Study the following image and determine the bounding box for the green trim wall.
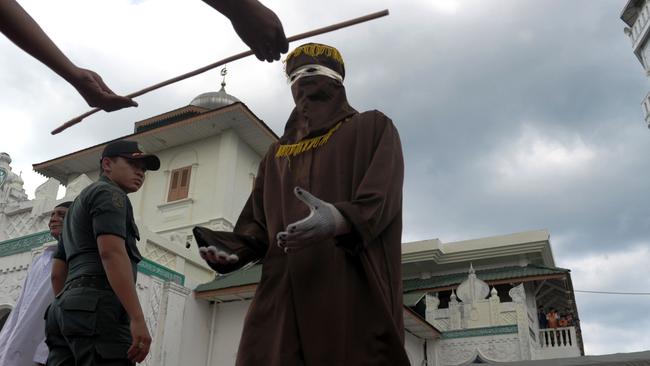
[0,231,54,257]
[441,325,518,339]
[0,231,184,286]
[137,258,185,286]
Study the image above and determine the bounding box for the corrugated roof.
[403,292,426,307]
[403,307,440,339]
[403,264,569,293]
[195,264,569,297]
[194,264,262,293]
[194,265,441,339]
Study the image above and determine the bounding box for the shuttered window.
[167,166,191,202]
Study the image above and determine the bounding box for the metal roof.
[194,265,441,340]
[403,292,426,307]
[403,307,439,340]
[498,350,650,365]
[403,264,569,293]
[190,84,240,110]
[195,264,569,297]
[194,264,262,293]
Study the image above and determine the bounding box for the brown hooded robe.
[195,72,409,366]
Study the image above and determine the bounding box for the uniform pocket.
[60,295,99,336]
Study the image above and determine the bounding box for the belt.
[65,276,113,291]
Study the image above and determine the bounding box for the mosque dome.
[0,152,11,165]
[189,81,240,110]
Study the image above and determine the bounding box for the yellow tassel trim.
[285,44,344,66]
[275,121,343,158]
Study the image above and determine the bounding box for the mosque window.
[167,166,192,202]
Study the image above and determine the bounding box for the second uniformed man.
[45,140,160,365]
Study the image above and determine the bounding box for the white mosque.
[0,81,603,365]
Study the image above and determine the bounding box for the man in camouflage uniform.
[45,140,160,365]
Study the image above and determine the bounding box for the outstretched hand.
[228,0,288,62]
[70,67,138,112]
[199,246,240,265]
[277,187,350,253]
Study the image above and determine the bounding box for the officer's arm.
[50,259,67,295]
[98,234,151,362]
[98,234,144,321]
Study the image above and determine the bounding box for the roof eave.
[33,102,279,183]
[621,0,645,26]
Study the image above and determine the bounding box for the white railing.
[538,327,576,349]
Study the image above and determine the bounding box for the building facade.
[621,0,650,127]
[0,84,585,365]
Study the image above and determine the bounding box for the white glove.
[276,187,350,253]
[199,246,239,264]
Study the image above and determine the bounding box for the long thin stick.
[51,9,389,135]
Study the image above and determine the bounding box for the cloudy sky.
[1,0,649,356]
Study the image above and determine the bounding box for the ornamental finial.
[220,66,228,89]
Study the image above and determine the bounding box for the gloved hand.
[199,246,239,264]
[277,187,350,253]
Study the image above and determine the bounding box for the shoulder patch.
[112,191,125,209]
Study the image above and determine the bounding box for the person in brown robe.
[194,43,410,366]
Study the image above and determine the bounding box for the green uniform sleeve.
[53,237,66,261]
[89,186,127,239]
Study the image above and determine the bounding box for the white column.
[509,284,530,360]
[425,292,439,325]
[151,282,192,366]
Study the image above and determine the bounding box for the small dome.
[190,82,240,110]
[0,152,11,164]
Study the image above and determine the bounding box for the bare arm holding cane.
[1,0,288,113]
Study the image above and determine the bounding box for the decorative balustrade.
[539,327,576,349]
[630,2,650,49]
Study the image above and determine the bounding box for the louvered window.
[167,166,191,202]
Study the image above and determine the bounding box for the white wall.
[127,130,261,243]
[131,134,222,235]
[0,250,33,310]
[177,293,212,366]
[436,334,522,365]
[405,332,426,366]
[208,300,251,366]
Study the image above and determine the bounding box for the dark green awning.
[195,264,569,298]
[403,264,569,293]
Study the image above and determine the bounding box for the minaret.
[0,153,29,241]
[621,0,650,128]
[0,153,27,207]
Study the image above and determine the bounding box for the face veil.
[281,43,357,144]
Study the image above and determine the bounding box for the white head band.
[287,64,343,85]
